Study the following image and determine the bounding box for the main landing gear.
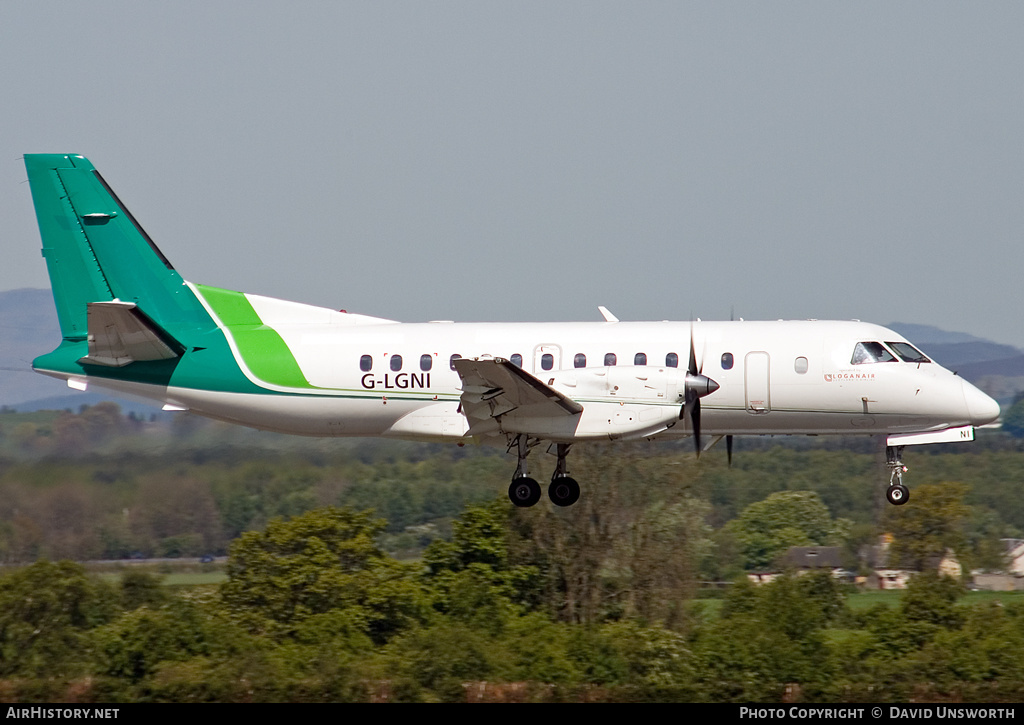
[885,445,909,506]
[507,436,580,508]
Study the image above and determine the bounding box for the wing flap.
[452,358,583,434]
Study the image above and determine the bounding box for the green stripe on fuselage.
[194,284,313,390]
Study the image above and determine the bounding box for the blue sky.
[3,2,1022,346]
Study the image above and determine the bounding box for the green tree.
[693,573,840,701]
[504,444,712,626]
[917,601,1024,685]
[423,501,542,629]
[0,561,117,677]
[80,401,126,444]
[726,491,850,570]
[899,571,965,630]
[859,571,967,663]
[884,482,970,572]
[221,506,429,643]
[96,596,245,682]
[119,569,168,611]
[1000,394,1024,437]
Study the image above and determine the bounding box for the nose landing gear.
[885,445,909,506]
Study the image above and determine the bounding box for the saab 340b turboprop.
[22,154,1001,508]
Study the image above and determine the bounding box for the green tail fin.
[24,154,211,340]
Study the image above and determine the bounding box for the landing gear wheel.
[509,477,542,508]
[886,484,909,506]
[548,476,580,507]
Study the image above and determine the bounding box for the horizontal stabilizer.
[79,301,184,367]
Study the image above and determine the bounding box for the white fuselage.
[83,308,997,445]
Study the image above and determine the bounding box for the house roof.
[779,546,844,569]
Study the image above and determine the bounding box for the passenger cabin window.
[574,353,587,368]
[634,352,647,365]
[510,353,523,367]
[390,355,403,372]
[450,354,461,370]
[886,342,931,363]
[541,353,554,371]
[794,356,809,374]
[604,353,617,366]
[360,355,372,372]
[851,342,897,365]
[721,352,734,370]
[666,352,679,368]
[420,354,433,371]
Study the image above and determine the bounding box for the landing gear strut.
[508,434,542,507]
[507,437,580,508]
[885,445,909,506]
[548,443,580,507]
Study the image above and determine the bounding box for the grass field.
[91,563,1024,611]
[93,563,227,588]
[692,586,1024,618]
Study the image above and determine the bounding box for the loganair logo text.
[824,372,876,383]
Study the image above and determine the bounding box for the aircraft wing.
[452,357,582,435]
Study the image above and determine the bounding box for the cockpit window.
[851,341,897,365]
[886,342,931,363]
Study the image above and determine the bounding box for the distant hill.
[0,289,169,415]
[956,356,1024,379]
[909,342,1024,369]
[0,288,70,408]
[888,322,1024,374]
[886,322,993,346]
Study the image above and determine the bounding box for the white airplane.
[23,154,1001,508]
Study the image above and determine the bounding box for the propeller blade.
[681,321,701,419]
[726,435,733,467]
[681,321,719,455]
[691,397,701,454]
[688,322,699,376]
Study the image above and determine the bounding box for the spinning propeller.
[680,323,720,455]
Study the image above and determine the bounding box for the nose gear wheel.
[885,445,910,506]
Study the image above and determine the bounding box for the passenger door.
[745,351,771,414]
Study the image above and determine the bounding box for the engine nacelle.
[468,365,718,442]
[543,366,687,440]
[545,365,686,404]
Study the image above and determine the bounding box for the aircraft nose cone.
[963,380,1000,426]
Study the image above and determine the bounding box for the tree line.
[0,504,1021,703]
[0,404,1019,577]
